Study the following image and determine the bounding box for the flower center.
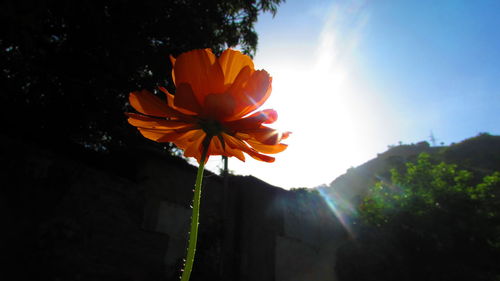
[199,119,224,137]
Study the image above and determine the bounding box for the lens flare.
[317,187,357,237]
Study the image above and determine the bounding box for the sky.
[203,0,500,189]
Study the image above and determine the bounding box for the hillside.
[320,133,500,207]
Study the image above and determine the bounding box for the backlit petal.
[182,131,207,163]
[173,49,225,104]
[137,127,188,142]
[229,70,272,119]
[207,136,245,162]
[126,113,192,129]
[160,85,202,115]
[129,90,171,117]
[170,55,177,85]
[170,55,176,68]
[175,130,205,150]
[281,131,292,140]
[226,65,252,95]
[225,109,277,130]
[218,49,254,85]
[240,126,282,145]
[222,143,246,162]
[223,133,275,162]
[245,139,288,154]
[202,93,235,120]
[129,89,193,119]
[174,83,202,114]
[207,136,225,156]
[158,86,176,108]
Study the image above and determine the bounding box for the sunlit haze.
[203,0,500,189]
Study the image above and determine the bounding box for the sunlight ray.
[318,188,357,237]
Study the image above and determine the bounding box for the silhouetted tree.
[0,0,283,152]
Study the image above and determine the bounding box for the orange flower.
[127,49,289,163]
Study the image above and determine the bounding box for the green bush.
[336,153,500,281]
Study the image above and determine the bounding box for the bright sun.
[203,3,391,189]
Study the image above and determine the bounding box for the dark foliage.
[0,0,283,152]
[336,153,500,281]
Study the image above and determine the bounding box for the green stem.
[180,145,208,281]
[223,156,228,176]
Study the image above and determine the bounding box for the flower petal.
[159,85,202,115]
[229,70,273,119]
[126,113,192,130]
[174,83,202,114]
[218,49,254,85]
[223,144,246,162]
[207,136,225,158]
[238,126,283,145]
[182,130,207,163]
[129,89,194,120]
[245,139,288,154]
[137,127,189,142]
[159,86,176,107]
[172,49,225,105]
[202,93,235,120]
[170,55,176,68]
[226,65,252,95]
[225,109,278,131]
[206,135,246,162]
[129,90,172,117]
[159,86,187,114]
[223,133,275,163]
[174,130,204,150]
[281,131,292,140]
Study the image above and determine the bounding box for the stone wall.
[275,190,346,281]
[1,135,346,281]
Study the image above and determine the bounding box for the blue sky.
[359,0,500,143]
[204,0,500,189]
